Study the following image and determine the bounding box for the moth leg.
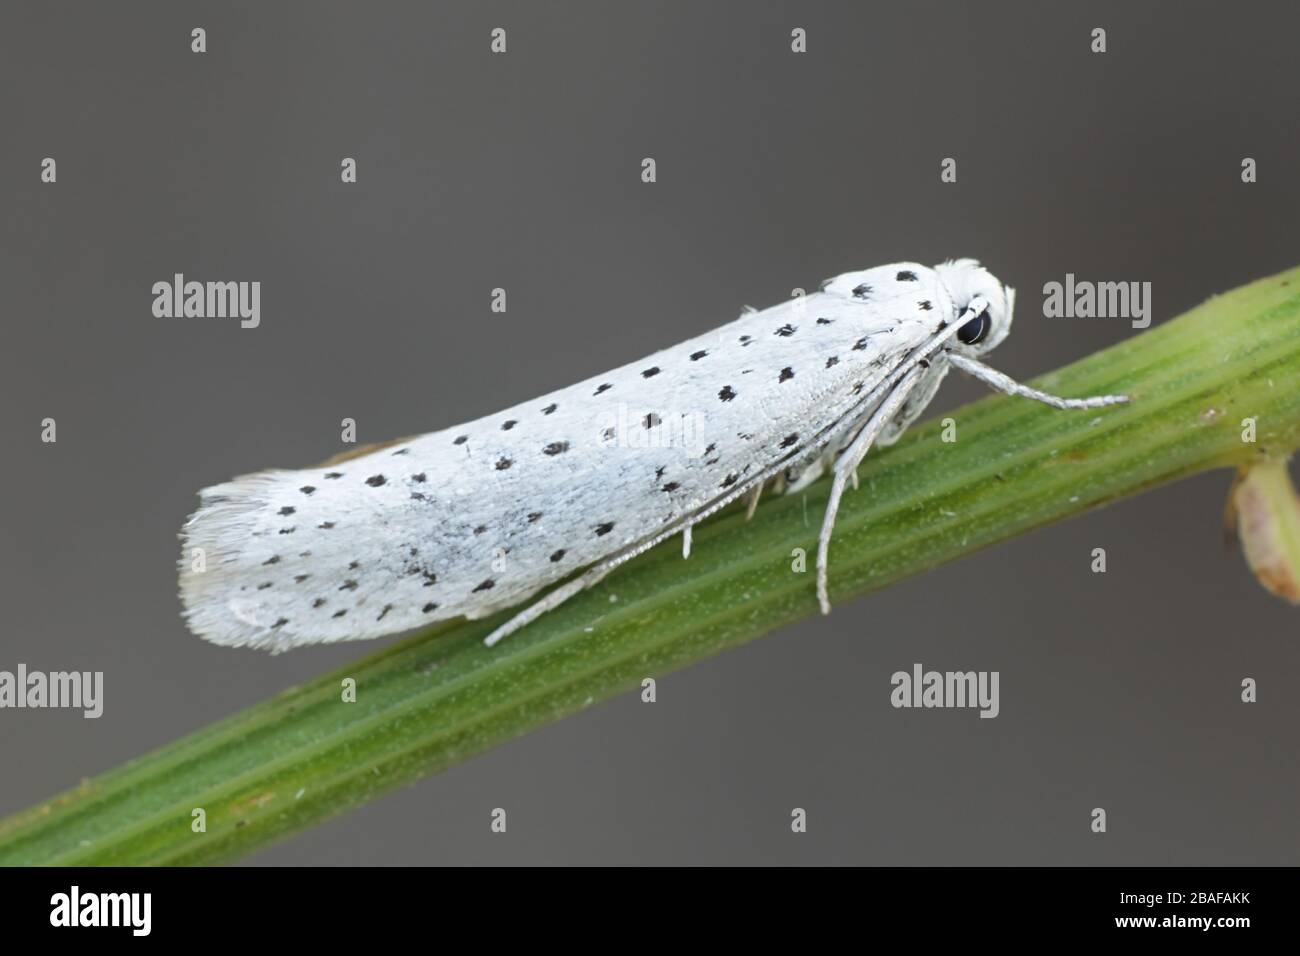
[878,361,951,446]
[947,353,1129,409]
[816,367,927,615]
[483,562,620,647]
[784,456,826,494]
[682,523,693,558]
[745,482,764,520]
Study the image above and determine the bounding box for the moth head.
[934,259,1013,355]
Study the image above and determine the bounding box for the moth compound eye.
[957,309,991,345]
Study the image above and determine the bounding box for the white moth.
[180,259,1127,652]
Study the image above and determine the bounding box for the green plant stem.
[3,266,1299,865]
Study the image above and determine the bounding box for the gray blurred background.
[2,1,1297,865]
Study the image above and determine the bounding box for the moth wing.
[180,264,956,652]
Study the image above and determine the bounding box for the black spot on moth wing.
[918,300,933,311]
[852,284,872,299]
[422,602,439,613]
[775,323,796,337]
[550,549,566,562]
[896,270,918,281]
[594,522,615,536]
[542,403,558,415]
[278,506,295,516]
[662,482,681,492]
[453,435,468,445]
[720,473,738,488]
[495,457,513,470]
[332,609,347,618]
[780,433,800,448]
[366,475,386,487]
[718,386,736,402]
[411,472,426,482]
[324,472,343,479]
[778,367,794,383]
[299,486,316,495]
[826,356,840,368]
[643,413,661,429]
[690,350,708,360]
[262,556,280,565]
[642,366,660,378]
[502,419,517,430]
[473,579,495,592]
[594,383,613,395]
[816,317,833,325]
[543,441,569,455]
[528,511,543,522]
